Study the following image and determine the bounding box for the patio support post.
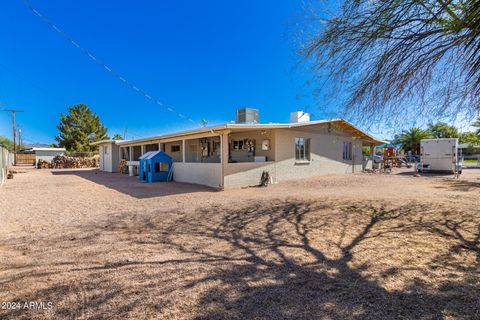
[182,140,186,162]
[370,143,375,170]
[141,145,145,155]
[220,133,228,189]
[220,131,230,189]
[129,146,133,161]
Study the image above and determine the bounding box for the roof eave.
[113,118,386,146]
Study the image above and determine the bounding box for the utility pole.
[1,109,24,165]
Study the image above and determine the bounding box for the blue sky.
[1,1,475,145]
[0,0,325,144]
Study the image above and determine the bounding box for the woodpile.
[51,155,99,169]
[37,155,99,169]
[37,159,52,169]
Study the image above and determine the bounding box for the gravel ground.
[0,167,479,319]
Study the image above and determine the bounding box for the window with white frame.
[295,138,310,161]
[343,142,352,160]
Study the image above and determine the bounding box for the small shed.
[32,148,66,166]
[138,151,172,183]
[91,140,121,172]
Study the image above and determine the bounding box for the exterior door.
[99,146,104,171]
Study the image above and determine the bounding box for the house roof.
[31,147,66,152]
[90,139,122,146]
[459,142,480,149]
[115,118,386,146]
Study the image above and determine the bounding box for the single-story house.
[93,109,385,189]
[458,142,480,159]
[32,147,66,165]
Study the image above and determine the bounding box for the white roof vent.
[290,111,310,123]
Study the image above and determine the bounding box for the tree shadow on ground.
[176,202,480,319]
[432,179,480,192]
[51,169,216,198]
[1,200,479,319]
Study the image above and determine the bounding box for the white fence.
[0,147,13,186]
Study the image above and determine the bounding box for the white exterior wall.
[274,129,363,181]
[99,143,120,173]
[0,147,13,186]
[223,128,363,188]
[173,162,222,188]
[35,150,65,164]
[225,162,276,187]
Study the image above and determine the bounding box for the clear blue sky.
[2,1,474,145]
[0,0,326,144]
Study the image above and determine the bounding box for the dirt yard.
[0,167,479,319]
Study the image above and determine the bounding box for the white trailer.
[420,138,459,173]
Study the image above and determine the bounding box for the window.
[145,143,159,152]
[343,142,352,160]
[154,162,169,173]
[160,162,169,172]
[295,138,310,161]
[171,145,180,153]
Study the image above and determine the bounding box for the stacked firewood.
[36,155,99,169]
[51,155,99,169]
[37,159,52,169]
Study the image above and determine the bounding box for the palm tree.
[111,133,124,140]
[395,128,431,154]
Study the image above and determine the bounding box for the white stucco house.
[32,147,66,165]
[93,110,385,189]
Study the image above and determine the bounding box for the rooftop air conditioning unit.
[236,108,259,124]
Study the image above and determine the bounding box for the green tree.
[393,128,431,154]
[0,135,14,152]
[112,133,124,140]
[427,122,459,139]
[459,132,480,146]
[55,104,108,152]
[302,0,480,124]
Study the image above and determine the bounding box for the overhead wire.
[21,0,201,126]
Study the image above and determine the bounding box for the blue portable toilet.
[138,151,173,183]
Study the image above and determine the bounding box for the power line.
[21,0,200,126]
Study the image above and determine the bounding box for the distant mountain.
[24,143,50,148]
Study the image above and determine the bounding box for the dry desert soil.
[0,167,479,319]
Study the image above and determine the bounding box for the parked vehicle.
[420,138,460,173]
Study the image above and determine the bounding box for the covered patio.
[116,127,277,188]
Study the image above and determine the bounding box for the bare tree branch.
[300,0,480,127]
